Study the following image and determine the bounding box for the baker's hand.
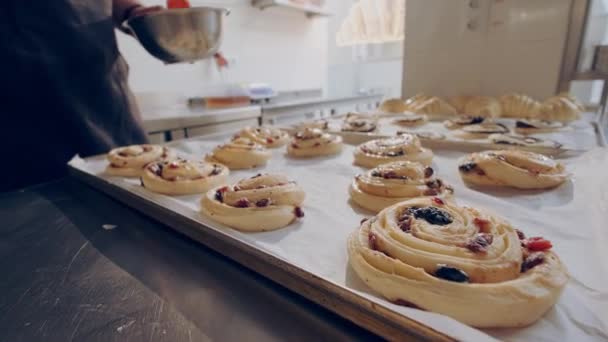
[128,5,164,19]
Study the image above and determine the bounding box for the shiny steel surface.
[125,7,229,64]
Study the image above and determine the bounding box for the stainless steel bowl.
[124,7,230,64]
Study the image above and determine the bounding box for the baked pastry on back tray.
[380,98,408,114]
[537,94,582,122]
[201,173,306,232]
[409,96,458,116]
[499,93,541,119]
[106,144,173,177]
[463,96,502,118]
[458,150,568,189]
[354,134,434,168]
[287,128,343,158]
[342,113,378,133]
[350,161,453,213]
[348,197,568,328]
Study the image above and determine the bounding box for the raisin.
[525,237,552,251]
[266,137,274,144]
[255,198,271,207]
[291,143,299,149]
[214,190,224,202]
[235,198,251,208]
[314,142,321,147]
[252,173,262,178]
[399,218,412,232]
[516,229,526,240]
[435,265,469,283]
[458,163,477,173]
[168,162,179,169]
[370,170,381,177]
[118,152,128,157]
[360,217,369,225]
[368,233,378,250]
[210,165,223,176]
[294,207,305,218]
[432,197,445,205]
[412,207,453,225]
[424,167,434,178]
[521,252,545,272]
[473,218,491,233]
[466,233,494,253]
[516,120,536,128]
[426,179,442,189]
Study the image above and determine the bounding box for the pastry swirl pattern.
[141,159,229,195]
[354,135,433,168]
[350,161,453,213]
[106,144,173,177]
[201,174,306,232]
[287,128,343,158]
[347,197,568,327]
[458,150,568,189]
[207,137,271,170]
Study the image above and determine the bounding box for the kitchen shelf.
[251,0,332,18]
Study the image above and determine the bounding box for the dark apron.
[0,0,148,191]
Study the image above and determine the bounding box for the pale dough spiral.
[537,94,582,122]
[207,137,271,170]
[458,150,568,189]
[499,94,541,118]
[201,174,306,232]
[106,145,173,177]
[349,161,453,213]
[342,113,378,133]
[347,197,568,327]
[354,135,433,168]
[287,128,343,158]
[141,159,229,195]
[234,127,289,148]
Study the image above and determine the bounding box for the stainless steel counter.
[0,179,380,341]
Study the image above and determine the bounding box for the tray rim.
[68,155,458,341]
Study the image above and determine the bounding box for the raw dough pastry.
[515,119,566,135]
[397,131,446,141]
[141,159,229,195]
[349,161,453,213]
[409,97,458,116]
[380,98,408,114]
[234,126,289,148]
[499,93,541,118]
[287,128,343,158]
[354,135,433,168]
[537,94,582,122]
[463,96,502,118]
[443,115,486,130]
[106,144,173,177]
[392,113,428,127]
[201,173,306,232]
[458,150,568,189]
[489,134,563,150]
[454,122,509,139]
[348,197,568,327]
[207,137,271,170]
[296,119,329,131]
[342,113,378,133]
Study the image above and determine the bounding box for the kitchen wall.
[118,0,328,98]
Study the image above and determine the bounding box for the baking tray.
[289,114,606,158]
[68,132,608,341]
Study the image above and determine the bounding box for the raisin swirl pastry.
[454,122,509,139]
[354,135,433,168]
[443,115,486,130]
[537,94,582,122]
[287,128,343,158]
[234,126,289,148]
[201,174,306,232]
[499,93,541,118]
[458,150,568,189]
[342,113,378,133]
[141,159,229,195]
[350,161,453,213]
[515,119,565,135]
[207,137,271,170]
[489,134,563,150]
[347,197,568,328]
[106,144,173,177]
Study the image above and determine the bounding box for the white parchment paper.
[69,135,608,341]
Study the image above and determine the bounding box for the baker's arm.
[112,0,163,26]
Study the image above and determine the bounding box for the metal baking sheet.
[68,132,608,341]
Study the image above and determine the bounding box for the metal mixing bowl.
[124,7,230,64]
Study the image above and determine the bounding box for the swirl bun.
[409,97,458,116]
[287,128,343,158]
[201,174,306,232]
[499,94,541,118]
[443,115,486,130]
[392,114,428,127]
[235,127,289,148]
[348,197,568,327]
[106,144,173,177]
[354,135,433,168]
[296,119,329,131]
[141,159,229,195]
[463,96,502,118]
[349,162,453,213]
[207,137,271,170]
[342,113,378,133]
[537,95,582,122]
[515,119,565,135]
[458,150,568,189]
[454,122,509,139]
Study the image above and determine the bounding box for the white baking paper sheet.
[69,135,608,341]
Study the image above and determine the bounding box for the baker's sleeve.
[112,0,142,26]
